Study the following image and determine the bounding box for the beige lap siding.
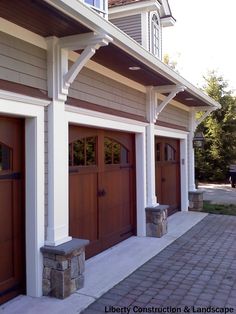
[158,104,189,129]
[69,67,146,118]
[0,32,47,90]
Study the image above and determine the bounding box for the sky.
[162,0,236,93]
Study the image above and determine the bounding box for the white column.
[136,132,147,236]
[180,137,189,211]
[188,110,196,191]
[146,123,158,206]
[25,112,45,297]
[45,101,71,246]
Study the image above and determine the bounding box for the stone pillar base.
[189,190,204,211]
[145,205,168,238]
[40,238,89,299]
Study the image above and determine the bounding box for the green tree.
[195,71,236,182]
[163,53,179,73]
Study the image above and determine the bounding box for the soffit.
[0,0,89,37]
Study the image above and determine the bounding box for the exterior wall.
[109,14,142,45]
[0,32,47,90]
[158,104,189,129]
[69,67,146,118]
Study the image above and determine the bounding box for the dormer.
[108,0,175,59]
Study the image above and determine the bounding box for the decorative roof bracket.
[195,107,215,127]
[146,85,186,123]
[47,33,113,101]
[189,107,217,137]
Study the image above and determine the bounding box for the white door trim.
[0,93,46,297]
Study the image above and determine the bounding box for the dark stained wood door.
[0,116,25,305]
[69,126,136,259]
[155,137,180,216]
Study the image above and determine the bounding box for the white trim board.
[0,96,45,297]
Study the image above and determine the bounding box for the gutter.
[43,0,220,109]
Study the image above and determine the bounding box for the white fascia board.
[43,0,220,109]
[108,0,160,19]
[161,16,175,27]
[161,0,172,17]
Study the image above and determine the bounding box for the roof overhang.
[0,0,220,110]
[161,15,176,27]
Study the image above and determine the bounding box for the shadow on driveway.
[198,183,236,205]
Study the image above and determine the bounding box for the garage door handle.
[98,189,106,197]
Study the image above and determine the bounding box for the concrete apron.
[0,212,207,314]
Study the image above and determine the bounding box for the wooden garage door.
[155,136,180,216]
[0,116,25,305]
[69,126,136,258]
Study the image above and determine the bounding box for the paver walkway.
[82,214,236,313]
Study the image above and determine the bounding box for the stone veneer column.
[145,205,169,238]
[188,191,204,211]
[40,239,89,299]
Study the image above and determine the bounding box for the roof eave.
[42,0,220,110]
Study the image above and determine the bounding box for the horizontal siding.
[110,15,142,45]
[69,67,146,118]
[158,104,189,129]
[0,32,47,90]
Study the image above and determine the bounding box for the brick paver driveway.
[82,215,236,314]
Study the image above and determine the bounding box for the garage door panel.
[0,116,25,305]
[155,137,180,216]
[69,126,136,258]
[69,173,98,241]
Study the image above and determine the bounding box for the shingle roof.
[108,0,150,8]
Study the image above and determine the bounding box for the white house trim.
[0,90,50,107]
[154,125,189,211]
[65,109,147,237]
[141,11,149,50]
[65,105,148,128]
[108,0,160,19]
[0,93,45,297]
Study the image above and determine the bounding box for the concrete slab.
[0,211,207,314]
[0,294,95,314]
[78,212,207,300]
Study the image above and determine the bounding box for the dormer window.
[84,0,108,18]
[150,13,161,58]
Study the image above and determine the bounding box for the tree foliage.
[163,53,179,73]
[195,71,236,182]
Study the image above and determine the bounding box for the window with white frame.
[84,0,107,18]
[150,13,160,58]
